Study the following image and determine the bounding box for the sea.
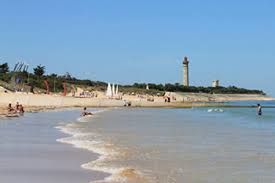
[56,101,275,183]
[1,101,275,183]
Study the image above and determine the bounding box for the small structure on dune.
[212,80,220,88]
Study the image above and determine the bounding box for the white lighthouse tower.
[183,56,190,87]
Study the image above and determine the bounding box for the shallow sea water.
[57,101,275,183]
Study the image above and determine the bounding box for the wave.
[207,108,224,113]
[55,109,149,183]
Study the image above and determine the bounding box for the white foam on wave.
[55,108,145,183]
[208,108,224,113]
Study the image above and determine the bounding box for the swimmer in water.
[82,107,93,116]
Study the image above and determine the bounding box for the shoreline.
[55,111,113,183]
[2,103,275,118]
[55,109,153,183]
[55,110,114,183]
[0,92,274,117]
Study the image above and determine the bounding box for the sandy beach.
[0,92,274,117]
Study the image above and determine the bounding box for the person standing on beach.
[257,104,262,116]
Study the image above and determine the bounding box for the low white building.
[212,80,220,87]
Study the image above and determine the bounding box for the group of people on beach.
[7,102,25,115]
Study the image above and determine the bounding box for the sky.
[0,0,274,95]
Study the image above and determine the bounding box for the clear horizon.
[0,1,274,96]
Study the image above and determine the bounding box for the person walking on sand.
[257,104,262,116]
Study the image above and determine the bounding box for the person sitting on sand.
[18,104,25,114]
[82,107,92,116]
[8,103,15,113]
[257,104,262,116]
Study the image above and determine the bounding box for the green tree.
[63,72,72,80]
[0,63,9,73]
[33,65,45,77]
[50,73,58,78]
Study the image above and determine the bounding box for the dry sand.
[0,92,273,117]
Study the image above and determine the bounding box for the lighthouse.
[183,57,190,87]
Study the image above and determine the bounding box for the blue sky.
[0,0,274,95]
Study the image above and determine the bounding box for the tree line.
[0,62,265,95]
[125,83,265,95]
[0,62,107,92]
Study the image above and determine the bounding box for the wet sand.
[0,110,108,183]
